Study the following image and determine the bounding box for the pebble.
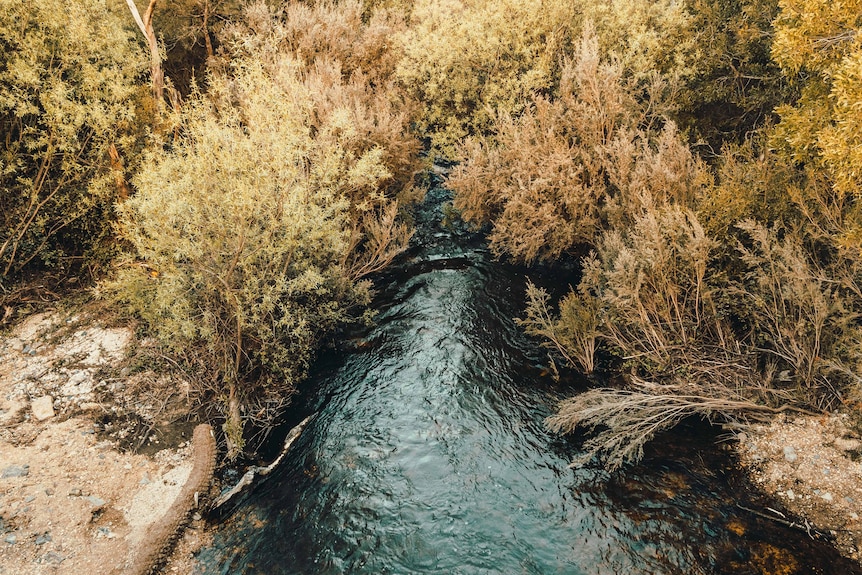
[4,534,16,544]
[783,446,798,462]
[1,465,30,478]
[821,492,834,502]
[41,551,66,564]
[34,533,52,545]
[69,488,83,497]
[24,495,35,503]
[85,495,106,507]
[786,489,796,500]
[31,395,55,421]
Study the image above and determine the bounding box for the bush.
[395,0,578,157]
[218,0,423,195]
[109,7,420,457]
[0,0,147,285]
[531,204,862,468]
[447,25,708,263]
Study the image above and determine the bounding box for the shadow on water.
[197,186,862,575]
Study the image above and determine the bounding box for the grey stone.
[30,395,55,421]
[783,445,798,462]
[68,488,82,497]
[42,551,66,564]
[24,495,35,503]
[4,534,16,544]
[34,533,51,545]
[85,495,106,507]
[1,465,29,478]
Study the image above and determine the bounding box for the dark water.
[197,187,860,575]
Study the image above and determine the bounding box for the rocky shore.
[736,413,862,564]
[0,310,212,574]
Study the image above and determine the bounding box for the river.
[196,184,860,575]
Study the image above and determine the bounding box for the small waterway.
[197,185,861,575]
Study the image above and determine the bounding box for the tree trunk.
[126,0,164,107]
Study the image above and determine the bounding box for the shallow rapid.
[197,185,860,575]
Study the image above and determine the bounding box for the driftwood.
[124,423,217,575]
[213,414,314,510]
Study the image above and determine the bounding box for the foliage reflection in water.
[197,187,860,575]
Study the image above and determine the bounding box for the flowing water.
[197,186,861,575]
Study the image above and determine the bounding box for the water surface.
[198,186,859,575]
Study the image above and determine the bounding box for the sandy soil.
[736,412,862,564]
[0,311,202,575]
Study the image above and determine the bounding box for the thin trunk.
[202,0,214,59]
[126,0,164,107]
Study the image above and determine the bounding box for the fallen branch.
[736,504,836,541]
[212,414,314,510]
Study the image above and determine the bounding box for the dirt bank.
[736,413,862,565]
[0,310,213,574]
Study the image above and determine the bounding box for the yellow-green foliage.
[219,0,423,194]
[698,136,800,241]
[395,0,578,156]
[582,0,697,83]
[0,0,147,281]
[771,0,862,200]
[396,0,703,157]
[111,7,419,455]
[677,0,787,144]
[448,26,709,263]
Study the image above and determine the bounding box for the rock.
[834,437,862,452]
[69,488,82,497]
[821,492,834,503]
[783,445,798,462]
[786,489,796,500]
[41,551,66,564]
[31,395,55,421]
[2,465,30,478]
[85,495,106,507]
[34,532,52,545]
[4,534,16,544]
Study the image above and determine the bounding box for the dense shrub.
[529,203,862,468]
[110,4,420,457]
[395,0,579,156]
[447,26,708,263]
[0,0,147,285]
[769,0,862,244]
[675,0,788,146]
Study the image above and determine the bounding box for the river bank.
[2,304,862,573]
[735,412,862,563]
[0,309,211,574]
